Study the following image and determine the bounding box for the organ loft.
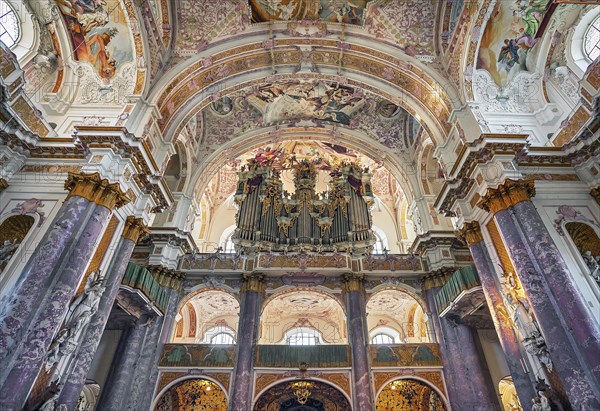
[0,0,599,410]
[233,155,375,253]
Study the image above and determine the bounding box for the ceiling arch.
[185,126,422,205]
[140,27,460,145]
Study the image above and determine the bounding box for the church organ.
[232,159,376,254]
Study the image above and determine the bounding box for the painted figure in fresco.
[56,0,124,80]
[498,39,520,71]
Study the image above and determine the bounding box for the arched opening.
[376,379,447,411]
[172,289,240,344]
[254,379,351,411]
[498,376,522,411]
[259,290,347,345]
[367,289,430,343]
[154,378,227,411]
[0,0,19,48]
[195,138,408,251]
[565,221,600,286]
[0,214,35,275]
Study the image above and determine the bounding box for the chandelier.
[290,381,313,405]
[389,380,416,402]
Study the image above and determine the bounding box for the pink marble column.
[425,270,499,411]
[344,273,374,411]
[229,274,263,411]
[460,222,536,411]
[425,285,460,408]
[0,173,128,410]
[479,179,600,408]
[56,217,148,410]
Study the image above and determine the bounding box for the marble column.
[479,179,600,409]
[97,316,152,411]
[131,287,181,411]
[424,272,462,410]
[344,273,374,411]
[229,274,263,411]
[0,172,128,410]
[459,221,536,411]
[425,270,499,411]
[56,217,149,410]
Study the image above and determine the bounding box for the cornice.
[477,178,536,214]
[411,230,463,256]
[2,127,172,213]
[64,172,130,210]
[455,221,483,247]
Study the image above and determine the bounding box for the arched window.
[371,226,389,254]
[371,333,395,344]
[211,332,235,345]
[570,9,600,75]
[219,225,237,254]
[202,325,236,344]
[584,14,600,63]
[0,0,19,48]
[369,326,402,344]
[285,327,321,346]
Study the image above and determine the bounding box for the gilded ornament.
[478,179,536,214]
[122,216,150,243]
[244,273,264,292]
[343,273,364,291]
[64,172,129,211]
[457,221,484,246]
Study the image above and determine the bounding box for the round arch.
[259,287,348,345]
[151,375,229,411]
[366,286,430,343]
[253,377,352,411]
[172,287,241,343]
[186,127,419,205]
[153,69,451,149]
[261,286,346,317]
[375,376,449,411]
[367,284,428,313]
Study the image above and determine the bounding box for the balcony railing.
[121,262,169,312]
[369,343,442,367]
[434,265,481,314]
[254,345,351,368]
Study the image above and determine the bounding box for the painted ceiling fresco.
[201,139,401,210]
[250,0,374,24]
[56,0,133,80]
[191,81,420,170]
[247,81,365,126]
[477,0,552,87]
[254,380,351,411]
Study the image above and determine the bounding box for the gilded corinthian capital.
[343,273,365,292]
[477,178,535,214]
[122,216,150,243]
[65,172,130,211]
[457,221,484,246]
